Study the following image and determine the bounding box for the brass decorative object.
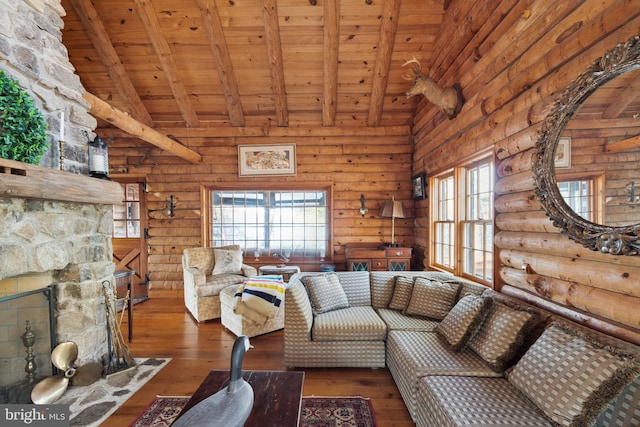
[21,321,37,384]
[532,35,640,255]
[31,342,78,404]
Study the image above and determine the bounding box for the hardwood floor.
[102,289,414,427]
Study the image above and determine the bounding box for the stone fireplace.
[0,0,125,391]
[0,160,123,390]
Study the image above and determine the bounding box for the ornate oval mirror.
[533,35,640,255]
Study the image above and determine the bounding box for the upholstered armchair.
[182,246,257,322]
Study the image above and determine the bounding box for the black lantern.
[88,134,110,179]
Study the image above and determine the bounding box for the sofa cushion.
[469,300,541,372]
[302,273,350,315]
[416,376,553,427]
[595,375,640,427]
[436,294,493,351]
[212,247,243,274]
[508,322,640,427]
[312,306,387,341]
[404,278,459,320]
[388,276,414,310]
[387,330,501,420]
[376,308,439,332]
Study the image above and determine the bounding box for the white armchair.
[182,246,257,322]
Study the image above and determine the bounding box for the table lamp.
[380,196,406,247]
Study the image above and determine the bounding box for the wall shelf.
[0,158,123,205]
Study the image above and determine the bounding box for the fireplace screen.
[0,286,56,403]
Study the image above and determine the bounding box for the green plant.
[0,69,49,164]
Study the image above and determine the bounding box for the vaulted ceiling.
[60,0,446,136]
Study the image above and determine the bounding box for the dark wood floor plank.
[101,289,414,427]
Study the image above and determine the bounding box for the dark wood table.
[179,370,304,427]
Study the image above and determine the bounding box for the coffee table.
[178,370,305,427]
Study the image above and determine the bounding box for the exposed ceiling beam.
[197,0,245,127]
[97,124,411,139]
[135,0,200,127]
[67,0,154,128]
[262,0,289,127]
[605,134,640,153]
[84,92,202,164]
[368,0,402,126]
[602,72,640,119]
[323,0,339,127]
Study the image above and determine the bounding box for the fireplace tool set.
[28,278,136,404]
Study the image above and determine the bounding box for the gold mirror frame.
[533,35,640,255]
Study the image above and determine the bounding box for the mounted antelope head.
[402,56,464,119]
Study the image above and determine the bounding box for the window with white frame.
[206,188,330,260]
[557,178,596,222]
[430,157,494,285]
[113,183,141,238]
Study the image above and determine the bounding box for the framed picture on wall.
[555,137,571,168]
[238,144,297,176]
[412,172,426,200]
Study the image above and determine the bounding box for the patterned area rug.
[131,395,378,427]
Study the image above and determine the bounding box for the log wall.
[412,0,640,340]
[107,129,416,289]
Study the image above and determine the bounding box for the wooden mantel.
[0,158,123,205]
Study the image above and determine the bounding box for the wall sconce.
[87,133,110,179]
[163,195,175,217]
[359,194,369,217]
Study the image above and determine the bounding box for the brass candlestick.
[21,321,37,384]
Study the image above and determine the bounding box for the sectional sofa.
[284,271,640,426]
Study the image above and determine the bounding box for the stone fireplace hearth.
[0,159,123,391]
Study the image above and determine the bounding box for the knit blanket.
[233,275,285,322]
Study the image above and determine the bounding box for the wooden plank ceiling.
[60,0,446,138]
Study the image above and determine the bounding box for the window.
[557,178,597,222]
[433,173,455,270]
[430,157,494,285]
[113,183,141,238]
[205,187,330,260]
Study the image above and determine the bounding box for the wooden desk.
[179,370,304,427]
[345,243,412,272]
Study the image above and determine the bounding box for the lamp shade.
[379,196,406,246]
[380,197,406,219]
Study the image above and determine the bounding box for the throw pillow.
[301,273,350,315]
[469,301,541,371]
[435,294,493,351]
[388,276,414,310]
[508,322,640,427]
[404,278,459,320]
[212,247,243,275]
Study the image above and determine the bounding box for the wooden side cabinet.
[345,244,412,272]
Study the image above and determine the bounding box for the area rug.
[131,395,378,427]
[56,357,171,427]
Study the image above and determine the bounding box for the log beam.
[135,0,200,127]
[197,0,245,127]
[262,0,288,127]
[368,0,402,127]
[323,0,340,127]
[605,134,640,153]
[67,0,154,127]
[84,92,202,164]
